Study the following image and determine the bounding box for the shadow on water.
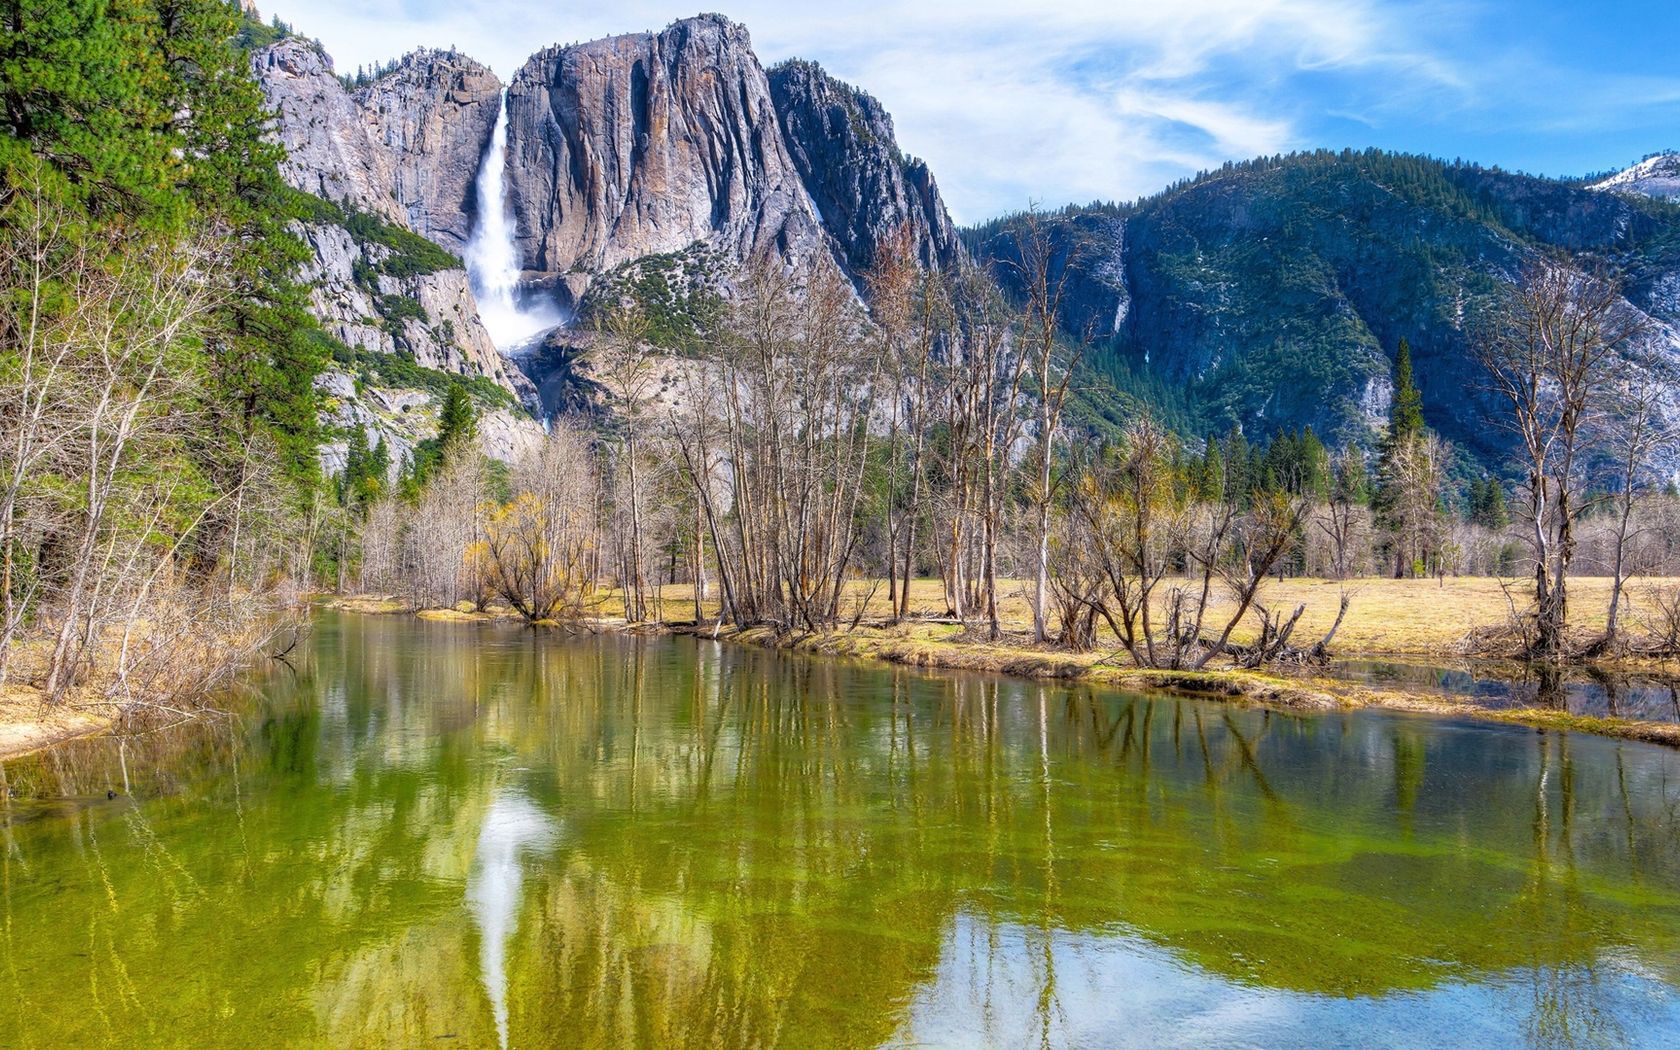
[1330,657,1680,722]
[1,611,1679,1047]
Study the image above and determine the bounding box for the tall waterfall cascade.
[463,91,563,350]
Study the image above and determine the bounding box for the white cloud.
[255,1,1669,220]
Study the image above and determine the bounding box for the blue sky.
[264,0,1680,224]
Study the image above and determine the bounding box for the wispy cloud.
[262,0,1680,221]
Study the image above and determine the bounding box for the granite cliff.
[502,16,831,309]
[767,59,959,275]
[252,35,540,468]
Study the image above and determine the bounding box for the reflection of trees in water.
[4,615,1680,1046]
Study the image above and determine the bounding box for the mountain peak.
[1591,151,1680,200]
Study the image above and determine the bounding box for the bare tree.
[42,237,221,698]
[1593,349,1677,651]
[0,170,80,679]
[1009,206,1086,643]
[407,448,487,609]
[1379,431,1450,579]
[666,256,881,631]
[477,425,598,622]
[594,303,660,621]
[1314,445,1370,579]
[1477,256,1645,659]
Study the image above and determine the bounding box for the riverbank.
[0,686,119,760]
[320,583,1680,750]
[0,609,296,762]
[680,621,1680,749]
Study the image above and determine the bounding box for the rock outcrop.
[295,222,528,395]
[503,16,833,306]
[767,59,959,275]
[254,37,406,221]
[263,17,965,330]
[256,38,502,252]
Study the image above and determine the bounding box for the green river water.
[4,612,1680,1048]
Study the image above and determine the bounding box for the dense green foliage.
[337,427,390,514]
[1389,337,1424,438]
[233,10,294,51]
[2,0,325,577]
[294,194,463,279]
[582,243,725,353]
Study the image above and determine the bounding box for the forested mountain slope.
[971,151,1680,464]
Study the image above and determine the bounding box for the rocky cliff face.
[768,59,959,275]
[254,37,406,221]
[357,49,503,255]
[504,15,831,307]
[253,36,542,467]
[296,221,525,391]
[256,38,501,251]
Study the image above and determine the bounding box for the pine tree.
[159,0,324,489]
[1331,445,1368,505]
[1391,337,1424,437]
[1196,437,1225,503]
[340,428,370,508]
[1298,427,1328,499]
[1223,430,1251,505]
[1375,339,1440,577]
[368,436,391,488]
[1468,477,1509,529]
[436,383,478,458]
[0,0,178,222]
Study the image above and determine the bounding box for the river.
[3,612,1679,1047]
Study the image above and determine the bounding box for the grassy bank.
[326,576,1680,750]
[679,620,1680,749]
[0,685,118,760]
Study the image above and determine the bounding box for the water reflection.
[1,612,1678,1047]
[467,790,559,1048]
[897,912,1658,1048]
[1330,658,1680,722]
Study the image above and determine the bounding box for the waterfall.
[464,91,562,350]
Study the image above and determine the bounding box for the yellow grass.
[645,575,1680,658]
[0,681,116,760]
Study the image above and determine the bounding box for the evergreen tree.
[5,0,325,581]
[1468,477,1509,529]
[368,435,391,488]
[1391,337,1424,437]
[337,428,388,515]
[1297,427,1328,499]
[1223,430,1251,504]
[436,383,478,458]
[1195,436,1225,503]
[1375,339,1440,577]
[340,427,369,507]
[1331,444,1369,505]
[0,0,178,221]
[159,0,324,491]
